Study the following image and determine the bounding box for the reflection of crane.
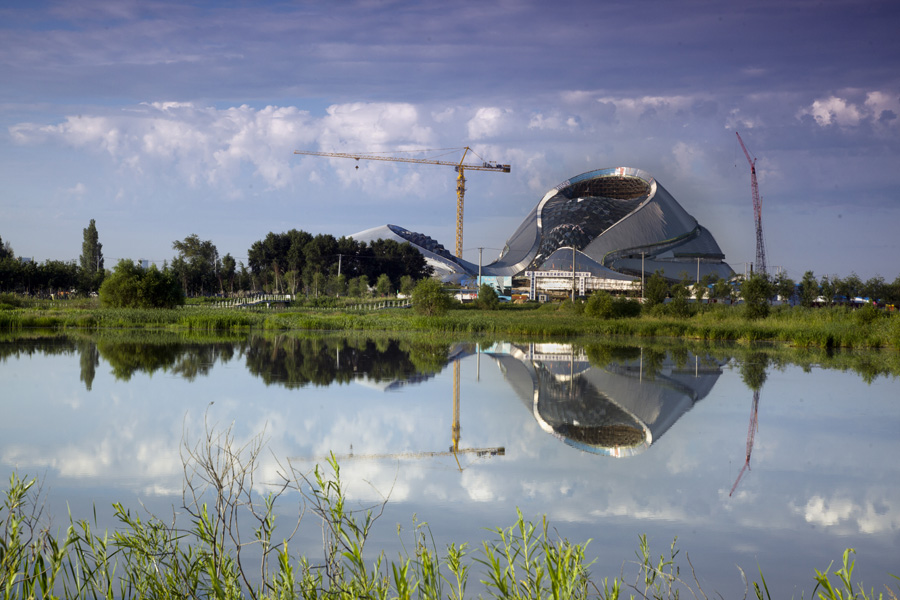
[293,147,511,258]
[729,389,760,496]
[291,358,504,471]
[736,132,767,276]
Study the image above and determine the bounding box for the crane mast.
[735,132,767,276]
[294,147,510,259]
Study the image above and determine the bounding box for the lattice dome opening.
[558,423,646,448]
[566,175,651,200]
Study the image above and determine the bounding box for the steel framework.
[736,132,767,276]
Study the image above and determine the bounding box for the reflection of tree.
[740,352,769,392]
[96,341,237,381]
[583,344,641,369]
[77,340,99,391]
[243,335,448,388]
[0,335,75,361]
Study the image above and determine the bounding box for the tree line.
[0,221,433,302]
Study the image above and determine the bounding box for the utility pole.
[478,247,483,289]
[571,247,576,302]
[641,252,645,301]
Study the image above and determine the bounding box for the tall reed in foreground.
[2,423,898,599]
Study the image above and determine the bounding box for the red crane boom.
[736,132,767,276]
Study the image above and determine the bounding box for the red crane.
[736,132,767,276]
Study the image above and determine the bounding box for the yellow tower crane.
[293,147,510,258]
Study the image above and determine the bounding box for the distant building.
[350,167,734,295]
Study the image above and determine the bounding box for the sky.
[2,0,899,281]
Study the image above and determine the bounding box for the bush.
[0,293,24,310]
[855,303,880,326]
[612,296,642,318]
[475,283,500,310]
[411,278,452,316]
[100,260,185,309]
[741,273,773,320]
[586,290,614,318]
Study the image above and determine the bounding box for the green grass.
[1,297,898,349]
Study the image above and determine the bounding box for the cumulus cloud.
[797,493,900,534]
[467,107,512,140]
[594,94,695,121]
[798,91,900,129]
[9,101,444,195]
[800,96,863,127]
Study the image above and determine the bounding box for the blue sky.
[2,0,898,280]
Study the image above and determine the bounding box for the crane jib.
[293,148,511,259]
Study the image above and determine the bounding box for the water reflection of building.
[483,343,724,457]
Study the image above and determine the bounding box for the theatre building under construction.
[351,167,734,298]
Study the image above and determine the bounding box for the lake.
[1,330,898,597]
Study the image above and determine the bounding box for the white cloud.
[667,141,705,178]
[66,182,87,198]
[864,91,900,124]
[594,94,694,121]
[800,96,863,127]
[467,107,511,140]
[797,493,900,534]
[319,102,433,150]
[796,91,900,129]
[801,495,855,527]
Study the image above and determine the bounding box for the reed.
[3,435,898,600]
[1,299,897,349]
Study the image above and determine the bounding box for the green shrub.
[612,296,642,318]
[99,260,185,309]
[475,283,500,310]
[411,278,453,316]
[586,290,614,318]
[855,303,880,326]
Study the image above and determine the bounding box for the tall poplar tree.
[79,219,104,293]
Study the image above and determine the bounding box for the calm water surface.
[1,332,898,596]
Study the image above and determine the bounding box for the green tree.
[357,274,370,298]
[819,275,836,307]
[886,275,900,308]
[99,260,184,308]
[740,273,773,319]
[79,219,104,293]
[475,283,500,310]
[775,276,795,304]
[585,290,614,318]
[375,273,392,297]
[329,273,348,297]
[644,271,669,307]
[695,274,717,304]
[836,273,861,303]
[172,234,220,296]
[0,235,12,260]
[862,276,886,303]
[221,253,236,295]
[399,275,415,297]
[412,278,452,316]
[347,277,360,298]
[713,278,734,304]
[798,270,819,308]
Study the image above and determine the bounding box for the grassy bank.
[1,299,899,349]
